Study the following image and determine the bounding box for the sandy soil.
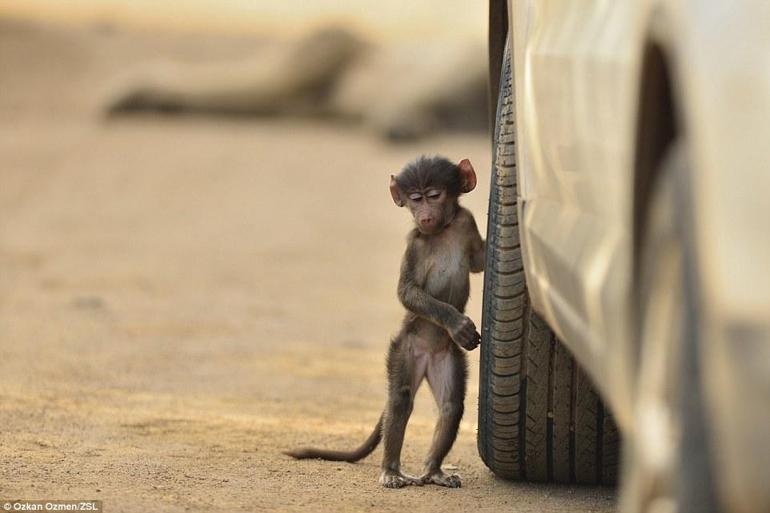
[0,21,616,512]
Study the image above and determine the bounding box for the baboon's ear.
[389,175,404,207]
[458,159,477,193]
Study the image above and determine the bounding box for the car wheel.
[477,34,619,485]
[620,142,719,513]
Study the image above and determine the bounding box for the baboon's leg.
[380,337,426,488]
[421,347,467,488]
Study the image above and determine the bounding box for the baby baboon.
[287,156,485,488]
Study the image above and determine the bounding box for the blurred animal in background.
[286,156,485,488]
[105,28,487,141]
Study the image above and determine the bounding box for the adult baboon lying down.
[105,27,487,140]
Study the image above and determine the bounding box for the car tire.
[477,34,619,485]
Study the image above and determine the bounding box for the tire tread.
[477,34,619,486]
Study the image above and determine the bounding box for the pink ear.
[458,159,477,193]
[389,175,404,207]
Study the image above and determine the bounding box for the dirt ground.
[0,20,616,512]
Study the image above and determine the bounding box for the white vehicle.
[477,2,770,512]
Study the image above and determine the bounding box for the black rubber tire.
[477,35,619,485]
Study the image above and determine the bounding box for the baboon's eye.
[408,193,423,201]
[426,190,442,199]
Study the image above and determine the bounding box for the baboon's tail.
[284,414,383,463]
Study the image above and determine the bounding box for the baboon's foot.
[420,469,462,488]
[379,470,423,489]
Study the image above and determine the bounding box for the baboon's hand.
[448,314,481,350]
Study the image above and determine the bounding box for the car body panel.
[505,1,770,510]
[668,2,770,511]
[509,0,642,429]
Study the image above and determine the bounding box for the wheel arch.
[631,36,679,359]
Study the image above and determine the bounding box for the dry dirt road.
[0,20,616,513]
